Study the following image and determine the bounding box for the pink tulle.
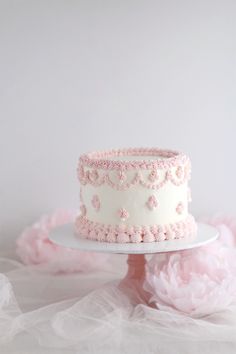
[201,213,236,247]
[16,209,109,274]
[145,215,236,316]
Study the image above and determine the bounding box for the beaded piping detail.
[78,164,191,190]
[79,148,190,171]
[75,214,197,243]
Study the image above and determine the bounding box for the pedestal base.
[119,254,151,304]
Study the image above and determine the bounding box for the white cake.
[75,148,197,243]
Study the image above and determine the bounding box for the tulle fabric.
[1,213,236,353]
[1,255,236,353]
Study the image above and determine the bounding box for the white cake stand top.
[49,223,219,254]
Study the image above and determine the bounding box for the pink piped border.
[75,214,197,243]
[79,148,190,171]
[78,164,191,190]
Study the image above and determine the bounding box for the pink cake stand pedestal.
[49,223,218,305]
[118,254,151,304]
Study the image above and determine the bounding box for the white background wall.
[1,0,236,253]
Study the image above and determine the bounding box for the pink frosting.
[79,148,189,170]
[117,208,129,221]
[118,170,127,182]
[176,202,184,215]
[165,229,175,240]
[89,169,99,181]
[91,195,100,212]
[155,232,166,241]
[175,166,183,178]
[75,214,197,244]
[143,232,155,243]
[117,233,130,243]
[146,195,158,210]
[89,229,97,240]
[78,162,191,191]
[130,233,143,243]
[148,169,159,182]
[106,231,116,243]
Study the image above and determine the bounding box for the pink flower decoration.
[145,245,236,317]
[16,209,109,274]
[146,195,158,210]
[117,208,129,221]
[176,202,184,215]
[92,195,100,212]
[145,215,236,316]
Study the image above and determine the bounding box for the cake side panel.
[78,161,191,226]
[81,182,188,226]
[75,156,196,243]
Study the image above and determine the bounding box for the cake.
[75,148,197,243]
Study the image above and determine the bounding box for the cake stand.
[49,223,219,305]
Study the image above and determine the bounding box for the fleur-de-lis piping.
[118,208,129,221]
[146,195,158,210]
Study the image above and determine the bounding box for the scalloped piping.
[78,163,191,190]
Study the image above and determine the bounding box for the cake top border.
[79,148,190,170]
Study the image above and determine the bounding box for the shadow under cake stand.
[49,223,218,305]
